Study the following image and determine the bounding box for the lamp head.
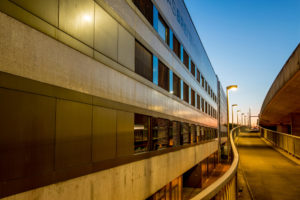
[232,104,238,107]
[226,85,238,91]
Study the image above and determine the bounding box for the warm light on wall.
[83,14,92,22]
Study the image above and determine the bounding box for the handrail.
[190,126,240,200]
[259,126,300,139]
[260,126,300,158]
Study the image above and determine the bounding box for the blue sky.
[184,0,300,125]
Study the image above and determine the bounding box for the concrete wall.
[2,140,218,200]
[0,9,216,127]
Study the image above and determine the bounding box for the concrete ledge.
[1,140,218,200]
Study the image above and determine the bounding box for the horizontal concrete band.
[1,140,218,200]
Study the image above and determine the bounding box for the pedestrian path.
[237,132,300,200]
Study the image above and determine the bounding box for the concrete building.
[0,0,227,199]
[260,44,300,135]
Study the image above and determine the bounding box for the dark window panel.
[133,0,153,25]
[181,123,190,145]
[191,61,195,77]
[183,49,189,69]
[197,94,200,110]
[171,121,181,147]
[205,101,207,113]
[201,76,205,88]
[201,98,204,112]
[191,89,195,106]
[173,34,180,59]
[158,60,169,91]
[173,73,181,98]
[190,125,196,144]
[135,40,153,82]
[134,114,149,153]
[205,81,208,92]
[152,118,170,150]
[183,82,189,103]
[197,69,200,83]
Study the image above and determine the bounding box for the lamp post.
[237,110,240,126]
[232,104,238,128]
[241,113,244,125]
[226,85,238,161]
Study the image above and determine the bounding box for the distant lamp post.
[241,113,244,125]
[226,85,238,160]
[237,110,241,126]
[232,104,238,128]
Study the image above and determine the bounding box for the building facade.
[0,0,227,199]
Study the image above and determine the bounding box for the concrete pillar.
[276,124,289,133]
[291,113,300,136]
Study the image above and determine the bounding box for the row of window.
[134,113,218,153]
[135,40,217,119]
[133,0,217,104]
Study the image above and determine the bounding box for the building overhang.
[260,44,300,127]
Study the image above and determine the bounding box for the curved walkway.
[237,132,300,200]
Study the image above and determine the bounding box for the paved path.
[237,132,300,200]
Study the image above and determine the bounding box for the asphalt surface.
[237,132,300,200]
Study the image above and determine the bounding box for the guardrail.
[191,127,240,200]
[260,127,300,159]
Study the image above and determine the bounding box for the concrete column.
[291,113,300,136]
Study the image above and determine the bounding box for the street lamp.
[232,104,238,128]
[241,113,244,125]
[226,85,238,161]
[237,110,240,126]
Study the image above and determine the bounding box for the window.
[201,76,205,88]
[183,82,189,103]
[181,123,190,145]
[205,81,208,92]
[191,89,195,106]
[170,121,181,146]
[205,101,207,113]
[134,114,149,153]
[197,94,200,110]
[135,41,152,81]
[208,104,211,115]
[191,61,195,77]
[208,85,211,95]
[158,15,169,44]
[173,34,180,59]
[197,69,200,83]
[133,0,153,25]
[173,73,181,98]
[152,118,170,150]
[183,49,189,69]
[190,125,196,144]
[201,98,204,112]
[158,60,169,91]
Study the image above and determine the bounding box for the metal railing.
[191,127,240,200]
[260,127,300,159]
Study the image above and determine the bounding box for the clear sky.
[184,0,300,126]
